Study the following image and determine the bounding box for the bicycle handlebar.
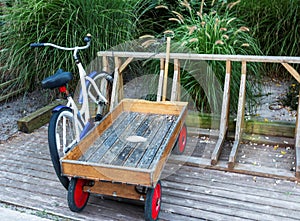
[30,34,92,51]
[30,43,45,47]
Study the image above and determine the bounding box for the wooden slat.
[186,112,296,137]
[171,59,180,101]
[151,118,186,183]
[211,60,231,165]
[61,160,152,186]
[121,99,187,116]
[110,57,120,111]
[156,58,164,101]
[170,154,297,182]
[295,90,300,178]
[98,51,300,64]
[136,117,176,169]
[98,113,153,165]
[228,61,247,169]
[84,181,145,201]
[162,37,171,101]
[87,112,138,163]
[102,55,109,72]
[115,57,124,103]
[281,62,300,83]
[177,60,181,101]
[79,111,133,161]
[64,103,124,161]
[119,57,134,73]
[122,115,169,168]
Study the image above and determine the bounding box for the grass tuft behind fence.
[0,0,144,91]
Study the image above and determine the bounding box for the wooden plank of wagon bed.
[98,113,157,165]
[79,111,132,161]
[123,115,177,168]
[111,114,167,166]
[137,117,177,169]
[86,112,138,163]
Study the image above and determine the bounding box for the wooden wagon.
[61,99,188,221]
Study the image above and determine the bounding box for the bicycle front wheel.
[48,108,77,190]
[87,71,112,119]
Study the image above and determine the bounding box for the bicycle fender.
[52,105,71,112]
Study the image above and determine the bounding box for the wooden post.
[102,55,109,72]
[228,61,247,169]
[120,57,134,73]
[110,57,121,111]
[162,37,171,101]
[282,63,300,83]
[116,57,124,103]
[295,90,300,178]
[177,60,181,101]
[157,59,165,102]
[211,60,231,165]
[171,59,180,101]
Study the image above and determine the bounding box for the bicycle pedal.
[95,114,103,121]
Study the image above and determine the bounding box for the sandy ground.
[253,78,296,122]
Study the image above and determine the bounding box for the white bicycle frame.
[42,41,109,142]
[66,61,109,142]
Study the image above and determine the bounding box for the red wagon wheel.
[173,123,187,154]
[145,180,162,221]
[68,178,90,212]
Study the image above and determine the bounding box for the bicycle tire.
[48,108,76,190]
[87,71,112,119]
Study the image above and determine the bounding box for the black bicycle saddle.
[41,69,73,89]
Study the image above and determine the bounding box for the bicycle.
[30,34,113,190]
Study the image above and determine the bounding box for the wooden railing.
[98,51,300,178]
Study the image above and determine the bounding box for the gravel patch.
[0,90,52,142]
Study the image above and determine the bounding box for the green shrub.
[0,0,143,91]
[152,0,262,113]
[235,0,300,77]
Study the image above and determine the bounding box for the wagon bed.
[61,99,187,187]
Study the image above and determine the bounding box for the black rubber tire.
[48,108,75,190]
[173,124,187,155]
[67,178,90,212]
[144,180,162,221]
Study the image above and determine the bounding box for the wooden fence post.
[295,90,300,178]
[171,59,180,101]
[211,60,231,165]
[157,58,165,102]
[228,60,247,169]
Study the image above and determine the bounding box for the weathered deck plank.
[1,126,300,221]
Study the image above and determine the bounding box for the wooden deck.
[1,125,300,220]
